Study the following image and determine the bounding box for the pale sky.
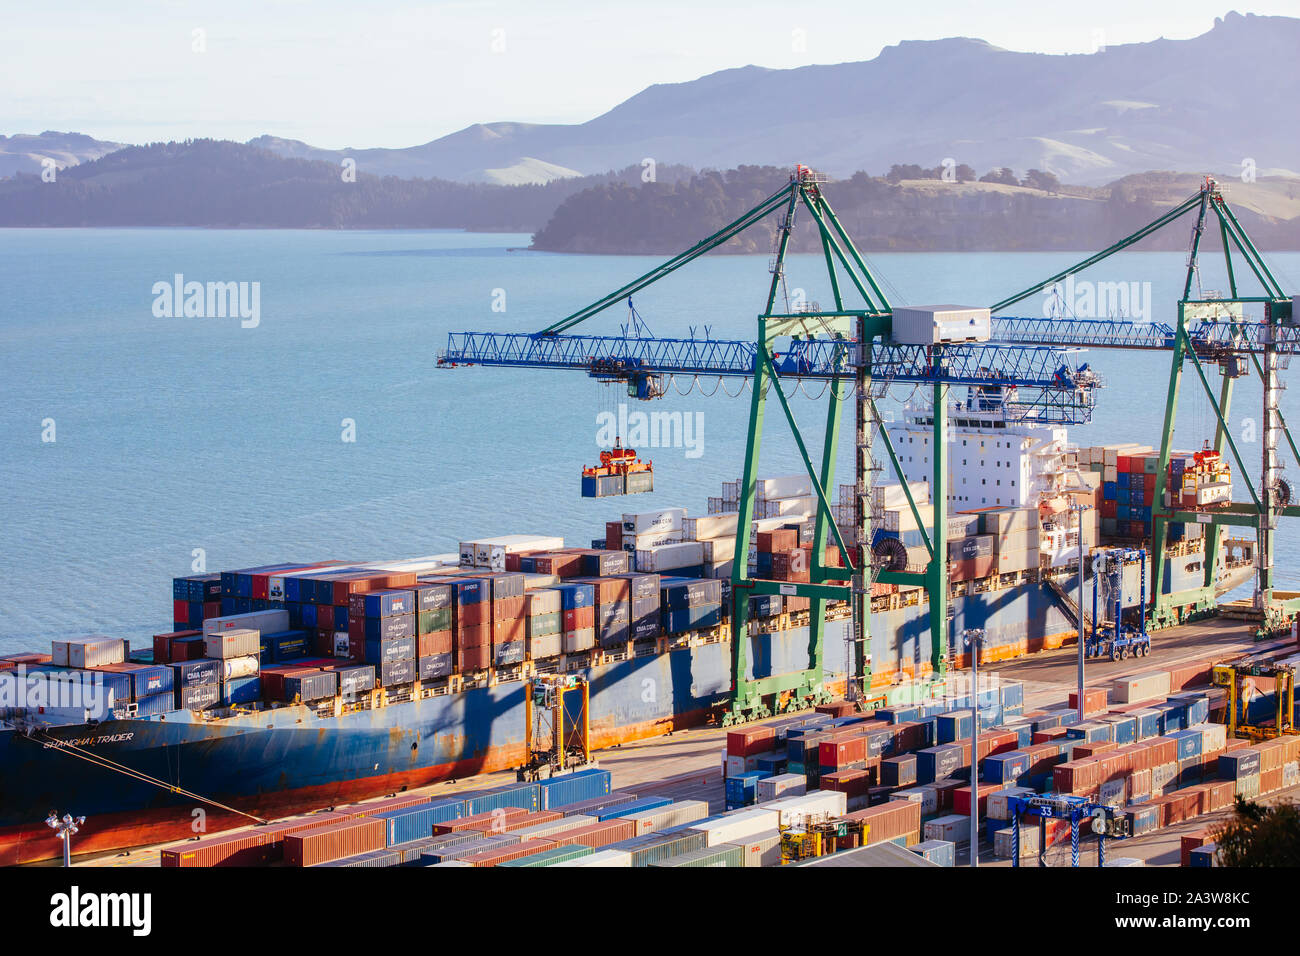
[3,1,1298,148]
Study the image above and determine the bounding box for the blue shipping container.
[374,799,466,846]
[464,783,540,816]
[597,796,673,821]
[221,675,261,705]
[538,768,612,810]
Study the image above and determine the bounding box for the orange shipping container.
[463,838,557,867]
[161,830,271,868]
[283,818,385,867]
[727,725,777,757]
[551,819,638,848]
[435,808,530,833]
[1070,688,1108,717]
[842,800,922,844]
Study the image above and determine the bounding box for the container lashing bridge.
[440,165,1100,724]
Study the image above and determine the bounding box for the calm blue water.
[2,228,1298,653]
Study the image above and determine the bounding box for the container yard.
[52,612,1296,870]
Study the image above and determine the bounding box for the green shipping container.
[649,843,745,867]
[528,612,561,637]
[418,607,453,634]
[497,844,594,867]
[618,829,707,867]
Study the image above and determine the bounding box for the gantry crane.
[988,178,1300,634]
[440,166,1100,724]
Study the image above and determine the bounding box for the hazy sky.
[4,1,1297,148]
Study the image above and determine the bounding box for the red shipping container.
[458,644,490,672]
[757,529,798,553]
[436,808,530,834]
[532,553,584,577]
[493,595,526,621]
[458,623,491,648]
[930,779,965,811]
[152,630,201,664]
[1070,687,1107,716]
[563,607,596,632]
[727,725,777,757]
[573,577,631,606]
[493,810,563,833]
[841,800,921,844]
[815,701,856,718]
[1146,737,1177,766]
[1033,727,1069,744]
[1167,662,1212,690]
[283,817,385,867]
[457,602,489,628]
[173,599,189,624]
[891,721,932,754]
[493,616,526,644]
[552,819,637,848]
[1117,455,1131,472]
[161,829,274,868]
[1261,765,1283,794]
[953,782,997,817]
[978,730,1019,760]
[339,794,436,817]
[822,765,879,795]
[819,734,868,770]
[463,838,558,867]
[418,631,454,657]
[1073,741,1117,759]
[260,666,317,700]
[1100,499,1118,518]
[606,522,623,551]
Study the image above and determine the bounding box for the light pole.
[963,627,986,867]
[46,812,85,867]
[1073,502,1087,719]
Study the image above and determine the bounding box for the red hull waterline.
[2,705,718,865]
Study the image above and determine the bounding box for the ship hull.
[0,553,1231,864]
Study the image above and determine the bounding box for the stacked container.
[575,576,631,649]
[660,577,723,635]
[348,589,417,687]
[524,589,562,659]
[450,577,492,672]
[557,582,596,653]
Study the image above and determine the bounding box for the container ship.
[0,406,1253,865]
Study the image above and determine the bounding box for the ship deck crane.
[987,178,1300,634]
[440,166,1101,724]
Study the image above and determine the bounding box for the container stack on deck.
[1083,443,1230,544]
